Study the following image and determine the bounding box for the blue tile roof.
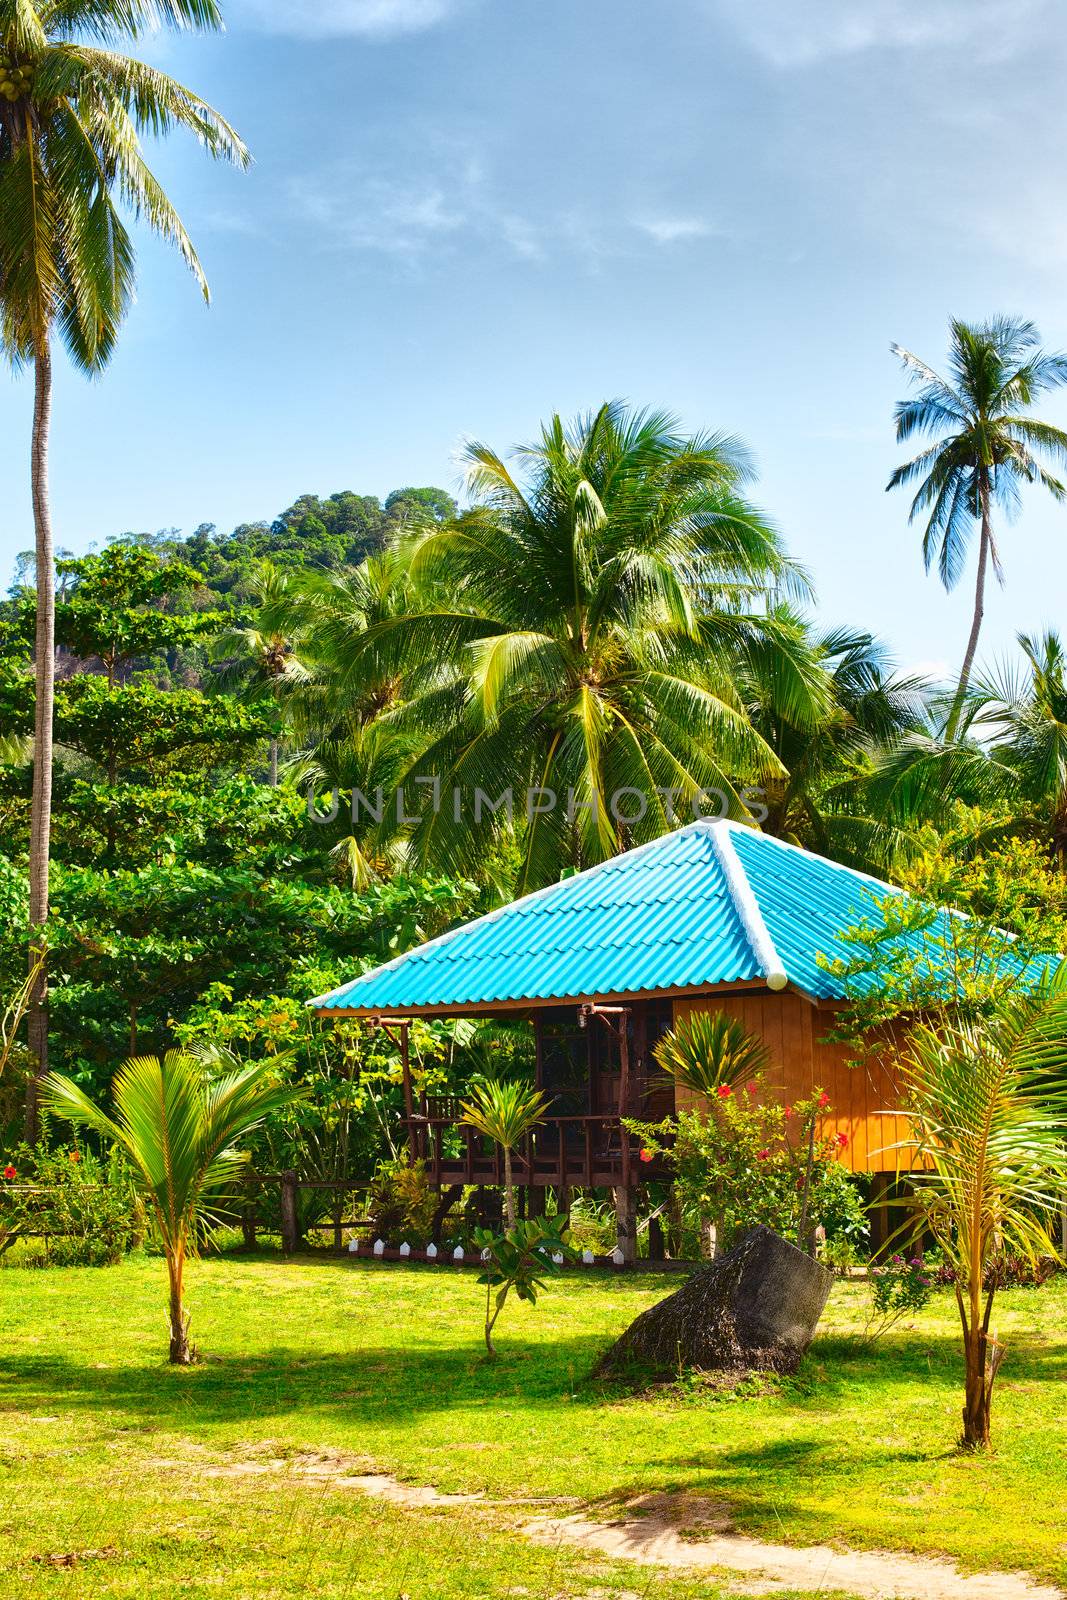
[308,819,1049,1015]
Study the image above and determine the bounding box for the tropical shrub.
[460,1079,547,1227]
[365,1160,439,1248]
[864,1254,935,1342]
[630,1084,867,1255]
[0,1144,143,1267]
[654,1010,770,1098]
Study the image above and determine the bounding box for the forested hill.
[9,485,458,604]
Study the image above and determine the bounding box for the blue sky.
[2,0,1066,684]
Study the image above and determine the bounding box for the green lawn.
[1,1251,1065,1598]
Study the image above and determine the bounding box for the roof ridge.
[708,822,788,991]
[719,816,905,896]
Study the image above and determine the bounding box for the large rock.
[597,1225,833,1378]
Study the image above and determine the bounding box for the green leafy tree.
[460,1078,547,1227]
[43,1049,299,1363]
[888,318,1067,740]
[0,0,248,1130]
[49,545,224,686]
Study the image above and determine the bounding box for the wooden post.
[619,1017,633,1194]
[869,1171,891,1259]
[241,1179,257,1252]
[614,1184,636,1264]
[280,1170,299,1256]
[399,1022,416,1164]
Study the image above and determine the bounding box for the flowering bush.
[865,1254,935,1340]
[0,1144,143,1267]
[627,1083,867,1254]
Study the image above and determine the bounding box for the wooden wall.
[672,990,915,1174]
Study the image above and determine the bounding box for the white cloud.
[287,150,548,263]
[711,0,1045,69]
[289,142,734,269]
[632,215,714,246]
[233,0,467,40]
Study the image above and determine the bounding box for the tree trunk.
[503,1147,516,1229]
[168,1248,192,1365]
[945,483,991,743]
[957,1280,1000,1451]
[961,1331,991,1449]
[24,340,55,1144]
[269,738,279,787]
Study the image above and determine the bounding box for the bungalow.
[308,817,1042,1259]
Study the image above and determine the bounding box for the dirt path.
[525,1501,1064,1600]
[159,1450,1065,1600]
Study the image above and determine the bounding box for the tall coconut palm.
[896,973,1067,1449]
[888,318,1067,742]
[344,403,830,890]
[461,1079,547,1228]
[42,1049,299,1362]
[0,0,248,1135]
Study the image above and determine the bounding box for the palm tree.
[460,1079,547,1228]
[345,403,829,890]
[211,563,312,786]
[751,627,929,873]
[896,974,1067,1449]
[259,551,431,885]
[888,318,1067,742]
[0,0,249,1135]
[42,1049,298,1363]
[971,631,1067,865]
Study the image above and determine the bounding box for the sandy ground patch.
[154,1450,1065,1600]
[525,1493,1065,1600]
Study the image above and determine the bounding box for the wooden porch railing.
[403,1112,650,1190]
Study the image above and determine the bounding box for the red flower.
[783,1105,794,1120]
[818,1091,831,1109]
[756,1149,770,1161]
[3,1164,15,1181]
[69,1149,82,1163]
[639,1148,653,1163]
[836,1132,849,1149]
[715,1084,732,1099]
[745,1081,759,1097]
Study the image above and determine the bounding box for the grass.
[1,1250,1066,1597]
